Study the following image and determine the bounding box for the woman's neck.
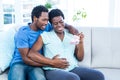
[55,31,64,41]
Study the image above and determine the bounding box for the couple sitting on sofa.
[8,5,104,80]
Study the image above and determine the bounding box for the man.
[8,5,78,80]
[28,9,105,80]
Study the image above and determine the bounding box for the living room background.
[0,0,120,28]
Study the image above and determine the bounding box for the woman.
[28,9,104,80]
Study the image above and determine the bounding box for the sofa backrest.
[77,27,120,69]
[91,27,120,68]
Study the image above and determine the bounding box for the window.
[3,4,15,24]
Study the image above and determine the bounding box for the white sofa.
[0,27,120,80]
[78,27,120,80]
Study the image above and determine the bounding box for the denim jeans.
[45,67,105,80]
[8,62,46,80]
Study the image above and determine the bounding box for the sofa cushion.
[91,27,120,68]
[77,27,92,67]
[0,69,8,80]
[0,26,16,73]
[96,68,120,80]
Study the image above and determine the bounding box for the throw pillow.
[0,27,16,74]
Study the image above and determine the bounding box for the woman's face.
[52,16,65,34]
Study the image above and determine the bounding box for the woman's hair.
[31,5,48,22]
[49,9,65,24]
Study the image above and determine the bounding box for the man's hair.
[49,9,65,24]
[31,5,48,22]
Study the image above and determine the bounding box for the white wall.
[114,0,120,27]
[0,0,120,27]
[66,0,110,27]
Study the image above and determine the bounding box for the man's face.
[52,16,65,34]
[35,12,49,30]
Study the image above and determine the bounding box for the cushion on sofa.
[0,26,16,74]
[91,27,120,68]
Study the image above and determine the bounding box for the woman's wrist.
[79,40,83,44]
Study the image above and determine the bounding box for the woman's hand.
[77,32,84,43]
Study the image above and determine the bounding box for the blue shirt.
[10,23,52,66]
[41,30,78,71]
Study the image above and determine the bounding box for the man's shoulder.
[19,26,30,32]
[17,26,30,34]
[15,26,30,37]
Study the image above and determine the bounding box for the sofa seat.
[0,70,8,80]
[95,68,120,80]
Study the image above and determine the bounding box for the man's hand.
[51,54,69,69]
[68,26,79,35]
